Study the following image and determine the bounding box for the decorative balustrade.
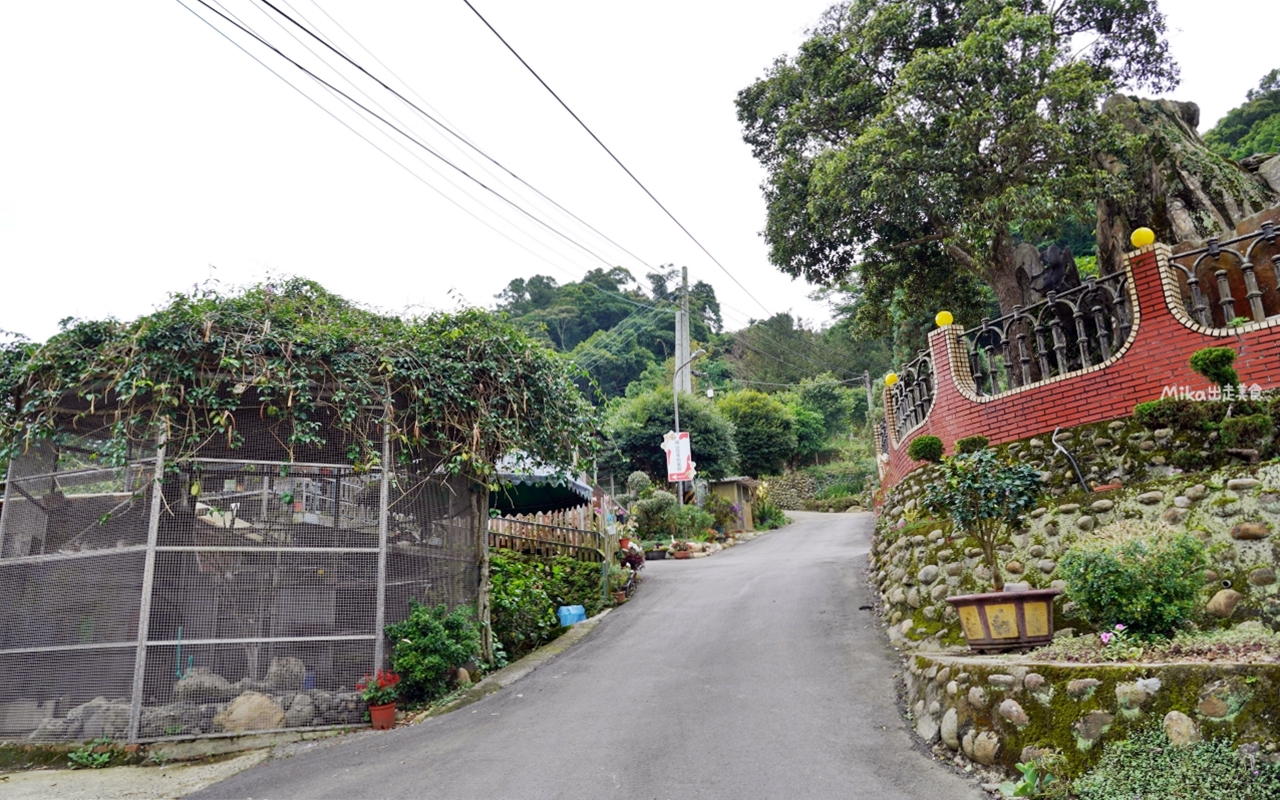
[1168,222,1280,327]
[962,270,1133,397]
[888,351,934,443]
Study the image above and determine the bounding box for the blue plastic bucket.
[557,605,587,626]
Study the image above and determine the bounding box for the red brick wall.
[878,243,1280,490]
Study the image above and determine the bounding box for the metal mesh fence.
[0,431,480,743]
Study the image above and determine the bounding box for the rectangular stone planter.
[945,588,1059,652]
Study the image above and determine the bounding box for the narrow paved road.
[188,511,986,799]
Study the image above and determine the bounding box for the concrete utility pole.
[674,267,692,396]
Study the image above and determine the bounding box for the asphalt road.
[187,511,986,800]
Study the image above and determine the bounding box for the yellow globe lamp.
[1130,227,1155,248]
[935,310,954,327]
[884,372,899,386]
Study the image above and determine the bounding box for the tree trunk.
[987,234,1025,320]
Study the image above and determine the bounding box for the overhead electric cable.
[251,0,660,274]
[459,0,773,317]
[189,0,646,281]
[571,300,674,367]
[175,0,647,304]
[189,1,680,318]
[575,304,677,372]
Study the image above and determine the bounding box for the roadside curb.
[406,608,612,724]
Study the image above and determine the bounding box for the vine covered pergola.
[0,281,601,742]
[0,278,599,478]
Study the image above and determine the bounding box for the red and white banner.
[662,430,696,482]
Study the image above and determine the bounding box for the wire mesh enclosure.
[0,420,482,743]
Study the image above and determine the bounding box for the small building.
[707,477,759,531]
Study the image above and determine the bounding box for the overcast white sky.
[1,1,1275,343]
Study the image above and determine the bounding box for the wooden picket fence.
[487,509,615,563]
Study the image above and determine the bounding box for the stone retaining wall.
[905,651,1280,774]
[25,659,366,743]
[873,426,1280,650]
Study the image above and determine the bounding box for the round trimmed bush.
[907,435,944,463]
[953,435,989,454]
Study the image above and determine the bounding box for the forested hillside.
[493,264,896,502]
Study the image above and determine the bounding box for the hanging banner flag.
[662,430,696,482]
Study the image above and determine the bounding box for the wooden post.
[127,430,166,743]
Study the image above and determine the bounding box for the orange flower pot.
[369,701,397,730]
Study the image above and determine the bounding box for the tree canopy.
[0,279,599,481]
[494,267,646,352]
[736,0,1177,320]
[718,390,797,478]
[603,388,737,483]
[1205,69,1280,160]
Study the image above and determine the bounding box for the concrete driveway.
[185,511,986,799]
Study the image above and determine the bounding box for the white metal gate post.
[127,433,167,743]
[373,417,390,672]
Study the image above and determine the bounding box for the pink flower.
[1114,624,1126,632]
[1100,632,1113,645]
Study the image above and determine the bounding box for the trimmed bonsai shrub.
[385,600,481,701]
[953,435,989,454]
[1189,345,1239,389]
[1133,397,1207,431]
[626,470,652,498]
[1059,520,1206,639]
[1220,412,1274,450]
[922,449,1041,591]
[907,434,944,463]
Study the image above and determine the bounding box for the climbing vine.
[0,279,600,480]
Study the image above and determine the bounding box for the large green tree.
[718,390,797,478]
[736,0,1177,320]
[604,388,737,483]
[1205,69,1280,160]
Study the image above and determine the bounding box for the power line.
[728,377,863,388]
[186,2,843,383]
[251,0,660,276]
[177,0,628,296]
[194,0,632,272]
[181,0,662,316]
[574,302,677,372]
[460,0,774,317]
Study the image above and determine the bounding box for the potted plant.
[923,448,1056,651]
[670,540,692,559]
[357,669,401,730]
[703,492,736,535]
[608,564,631,603]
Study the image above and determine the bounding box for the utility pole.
[674,267,692,396]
